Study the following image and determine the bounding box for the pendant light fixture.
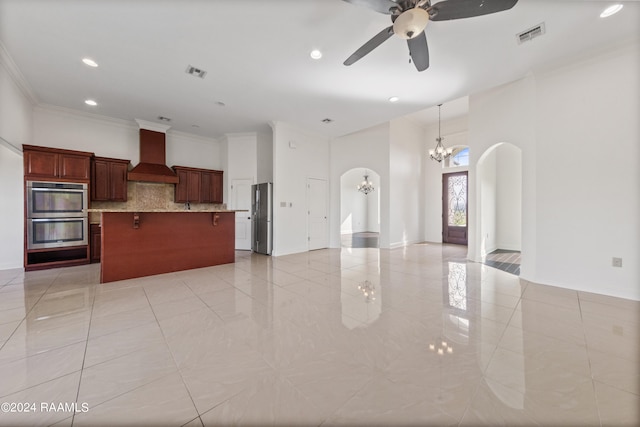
[357,171,375,195]
[429,104,452,163]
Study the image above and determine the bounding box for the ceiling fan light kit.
[343,0,519,71]
[393,7,430,39]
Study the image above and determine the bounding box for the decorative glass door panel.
[448,175,467,227]
[443,172,468,245]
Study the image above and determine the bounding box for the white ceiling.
[0,0,638,138]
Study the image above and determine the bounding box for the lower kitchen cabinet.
[90,224,101,263]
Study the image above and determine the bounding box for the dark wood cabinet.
[173,166,223,204]
[187,170,201,202]
[23,145,92,181]
[91,157,129,202]
[174,169,189,202]
[90,224,101,263]
[201,171,223,203]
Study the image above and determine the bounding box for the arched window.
[445,146,469,168]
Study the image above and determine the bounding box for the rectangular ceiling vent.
[185,65,207,79]
[517,23,545,44]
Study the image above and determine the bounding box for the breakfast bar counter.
[91,209,236,283]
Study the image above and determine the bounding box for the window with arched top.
[445,146,469,168]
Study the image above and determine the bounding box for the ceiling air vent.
[517,23,545,44]
[185,65,207,78]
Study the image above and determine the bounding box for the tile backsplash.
[89,182,226,223]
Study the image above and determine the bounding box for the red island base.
[100,211,235,283]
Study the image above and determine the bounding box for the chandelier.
[357,172,374,195]
[429,104,452,163]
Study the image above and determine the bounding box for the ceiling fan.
[343,0,519,71]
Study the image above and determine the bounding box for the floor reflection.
[0,245,636,426]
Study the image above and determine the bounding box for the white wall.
[478,148,497,255]
[469,75,537,279]
[226,133,257,183]
[0,54,33,269]
[367,178,380,234]
[470,41,639,300]
[340,168,380,234]
[256,132,273,183]
[0,61,32,152]
[0,145,24,269]
[496,143,522,251]
[330,123,390,248]
[532,41,639,300]
[389,117,424,247]
[32,106,221,170]
[272,121,329,256]
[477,142,522,256]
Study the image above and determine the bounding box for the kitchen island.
[90,209,236,283]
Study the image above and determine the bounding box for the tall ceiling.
[0,0,638,139]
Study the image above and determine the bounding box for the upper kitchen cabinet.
[201,170,223,203]
[91,157,130,202]
[173,166,223,204]
[23,145,93,182]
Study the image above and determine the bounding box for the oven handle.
[30,187,87,193]
[30,218,86,222]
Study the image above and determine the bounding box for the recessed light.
[600,4,623,18]
[310,49,323,60]
[389,96,399,103]
[82,58,98,67]
[84,99,97,106]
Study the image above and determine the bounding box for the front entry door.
[443,172,468,245]
[231,179,252,250]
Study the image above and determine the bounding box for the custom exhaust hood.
[127,119,179,184]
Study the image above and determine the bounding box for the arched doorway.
[476,142,523,274]
[340,168,381,248]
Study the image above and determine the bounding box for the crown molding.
[0,41,39,105]
[35,104,137,130]
[0,135,22,155]
[168,128,220,145]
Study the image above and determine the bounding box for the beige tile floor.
[0,244,638,426]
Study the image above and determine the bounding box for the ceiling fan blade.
[342,0,398,15]
[429,0,518,21]
[407,31,429,71]
[344,26,394,66]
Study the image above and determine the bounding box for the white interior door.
[308,178,328,250]
[232,179,252,250]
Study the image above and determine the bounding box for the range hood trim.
[134,119,171,134]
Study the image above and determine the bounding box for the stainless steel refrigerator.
[251,183,272,255]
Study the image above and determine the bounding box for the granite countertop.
[88,209,245,213]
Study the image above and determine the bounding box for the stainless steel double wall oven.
[26,181,88,250]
